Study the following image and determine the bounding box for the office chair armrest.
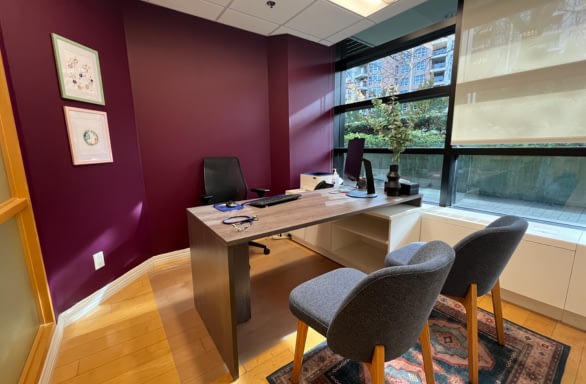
[250,188,269,197]
[201,194,214,205]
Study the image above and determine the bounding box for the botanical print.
[64,107,112,165]
[52,33,105,105]
[63,54,96,93]
[83,129,99,146]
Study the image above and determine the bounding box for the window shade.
[452,0,586,145]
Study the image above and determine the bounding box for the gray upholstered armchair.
[288,240,455,384]
[385,215,528,384]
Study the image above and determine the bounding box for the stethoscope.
[222,215,258,231]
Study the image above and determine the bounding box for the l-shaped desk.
[187,189,422,380]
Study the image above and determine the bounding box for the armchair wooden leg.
[368,345,385,384]
[464,284,479,384]
[491,280,506,345]
[419,322,435,384]
[291,320,308,384]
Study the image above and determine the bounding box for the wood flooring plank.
[99,354,180,384]
[50,359,79,383]
[76,327,168,374]
[577,351,586,384]
[554,322,585,384]
[56,339,172,384]
[49,238,586,384]
[141,368,182,384]
[56,311,163,364]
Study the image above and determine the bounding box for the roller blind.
[452,0,586,145]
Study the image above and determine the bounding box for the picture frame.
[52,33,105,105]
[64,106,113,165]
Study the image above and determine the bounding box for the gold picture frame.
[64,106,113,165]
[52,33,105,105]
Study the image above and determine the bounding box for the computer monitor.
[344,138,365,182]
[344,138,377,198]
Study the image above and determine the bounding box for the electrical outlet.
[93,251,105,270]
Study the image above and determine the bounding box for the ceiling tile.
[271,25,322,44]
[218,8,279,35]
[319,39,336,46]
[326,18,375,45]
[230,0,315,25]
[140,0,440,46]
[146,0,224,20]
[367,0,427,23]
[286,0,362,40]
[206,0,231,5]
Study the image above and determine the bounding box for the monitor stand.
[347,189,378,198]
[347,159,377,198]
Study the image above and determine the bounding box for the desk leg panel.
[188,214,250,380]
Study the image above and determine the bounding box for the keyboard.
[247,193,301,208]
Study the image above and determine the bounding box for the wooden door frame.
[0,50,55,383]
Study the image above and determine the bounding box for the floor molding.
[38,248,189,384]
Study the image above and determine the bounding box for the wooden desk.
[187,189,421,379]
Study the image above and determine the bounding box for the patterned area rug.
[267,296,569,383]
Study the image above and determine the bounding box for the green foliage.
[344,132,388,147]
[364,91,414,164]
[344,130,444,148]
[409,129,445,147]
[343,93,449,152]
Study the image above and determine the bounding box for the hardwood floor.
[50,238,586,383]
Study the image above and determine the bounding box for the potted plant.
[364,89,414,195]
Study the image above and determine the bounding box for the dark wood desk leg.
[188,215,251,380]
[230,243,252,323]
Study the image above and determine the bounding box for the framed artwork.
[52,33,105,105]
[64,106,113,165]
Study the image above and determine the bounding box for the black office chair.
[201,156,271,254]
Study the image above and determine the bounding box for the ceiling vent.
[339,38,372,58]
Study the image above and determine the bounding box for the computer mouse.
[225,201,237,208]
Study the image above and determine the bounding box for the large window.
[342,34,454,103]
[341,97,449,149]
[454,155,586,227]
[334,0,586,229]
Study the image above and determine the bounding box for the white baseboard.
[38,248,189,384]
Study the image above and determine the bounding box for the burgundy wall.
[285,37,334,187]
[0,0,150,314]
[0,0,333,315]
[268,37,292,192]
[124,2,334,253]
[123,1,273,255]
[268,36,334,192]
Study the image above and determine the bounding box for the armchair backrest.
[203,156,248,203]
[327,240,455,362]
[442,215,528,298]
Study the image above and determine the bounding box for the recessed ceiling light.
[329,0,397,17]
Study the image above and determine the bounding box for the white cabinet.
[500,240,574,312]
[292,204,423,273]
[330,212,390,272]
[291,223,332,256]
[420,210,584,327]
[563,234,586,329]
[294,206,586,330]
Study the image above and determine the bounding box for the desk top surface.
[187,189,421,245]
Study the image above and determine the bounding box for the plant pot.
[385,164,401,196]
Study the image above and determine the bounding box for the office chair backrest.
[203,157,248,203]
[442,215,528,298]
[327,240,455,362]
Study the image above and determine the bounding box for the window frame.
[333,0,585,229]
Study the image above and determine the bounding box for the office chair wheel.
[264,248,271,255]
